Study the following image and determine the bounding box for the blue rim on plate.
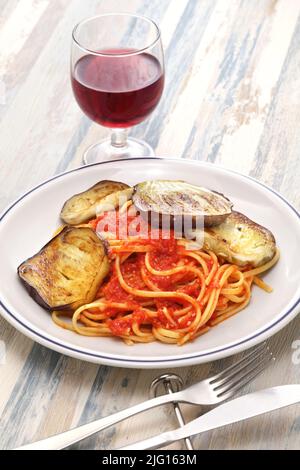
[1,158,300,364]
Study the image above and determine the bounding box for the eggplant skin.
[203,211,276,267]
[133,180,233,228]
[60,180,132,225]
[18,227,110,311]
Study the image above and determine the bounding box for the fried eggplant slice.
[133,180,233,227]
[203,211,276,267]
[18,227,110,311]
[61,180,132,225]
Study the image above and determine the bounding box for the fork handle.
[15,390,184,450]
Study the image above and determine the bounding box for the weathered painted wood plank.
[251,14,300,205]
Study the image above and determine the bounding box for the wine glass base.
[82,137,155,164]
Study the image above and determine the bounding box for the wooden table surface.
[0,0,300,450]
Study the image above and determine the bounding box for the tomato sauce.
[90,208,203,335]
[107,317,132,336]
[107,309,148,337]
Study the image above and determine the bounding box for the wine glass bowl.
[71,14,164,163]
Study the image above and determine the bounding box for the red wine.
[72,49,164,128]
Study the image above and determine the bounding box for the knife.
[120,384,300,450]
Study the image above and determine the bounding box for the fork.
[16,342,274,450]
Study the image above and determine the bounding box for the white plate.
[1,158,300,368]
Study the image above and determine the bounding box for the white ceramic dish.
[1,158,299,368]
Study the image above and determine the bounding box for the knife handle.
[120,431,173,450]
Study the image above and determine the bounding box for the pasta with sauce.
[52,203,279,345]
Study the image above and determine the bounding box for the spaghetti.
[52,205,279,345]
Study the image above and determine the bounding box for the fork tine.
[209,342,267,383]
[215,356,276,401]
[211,346,272,389]
[214,353,275,397]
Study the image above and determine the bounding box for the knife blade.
[120,384,300,450]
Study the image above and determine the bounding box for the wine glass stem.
[111,128,128,149]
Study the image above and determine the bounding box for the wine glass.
[71,13,165,164]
